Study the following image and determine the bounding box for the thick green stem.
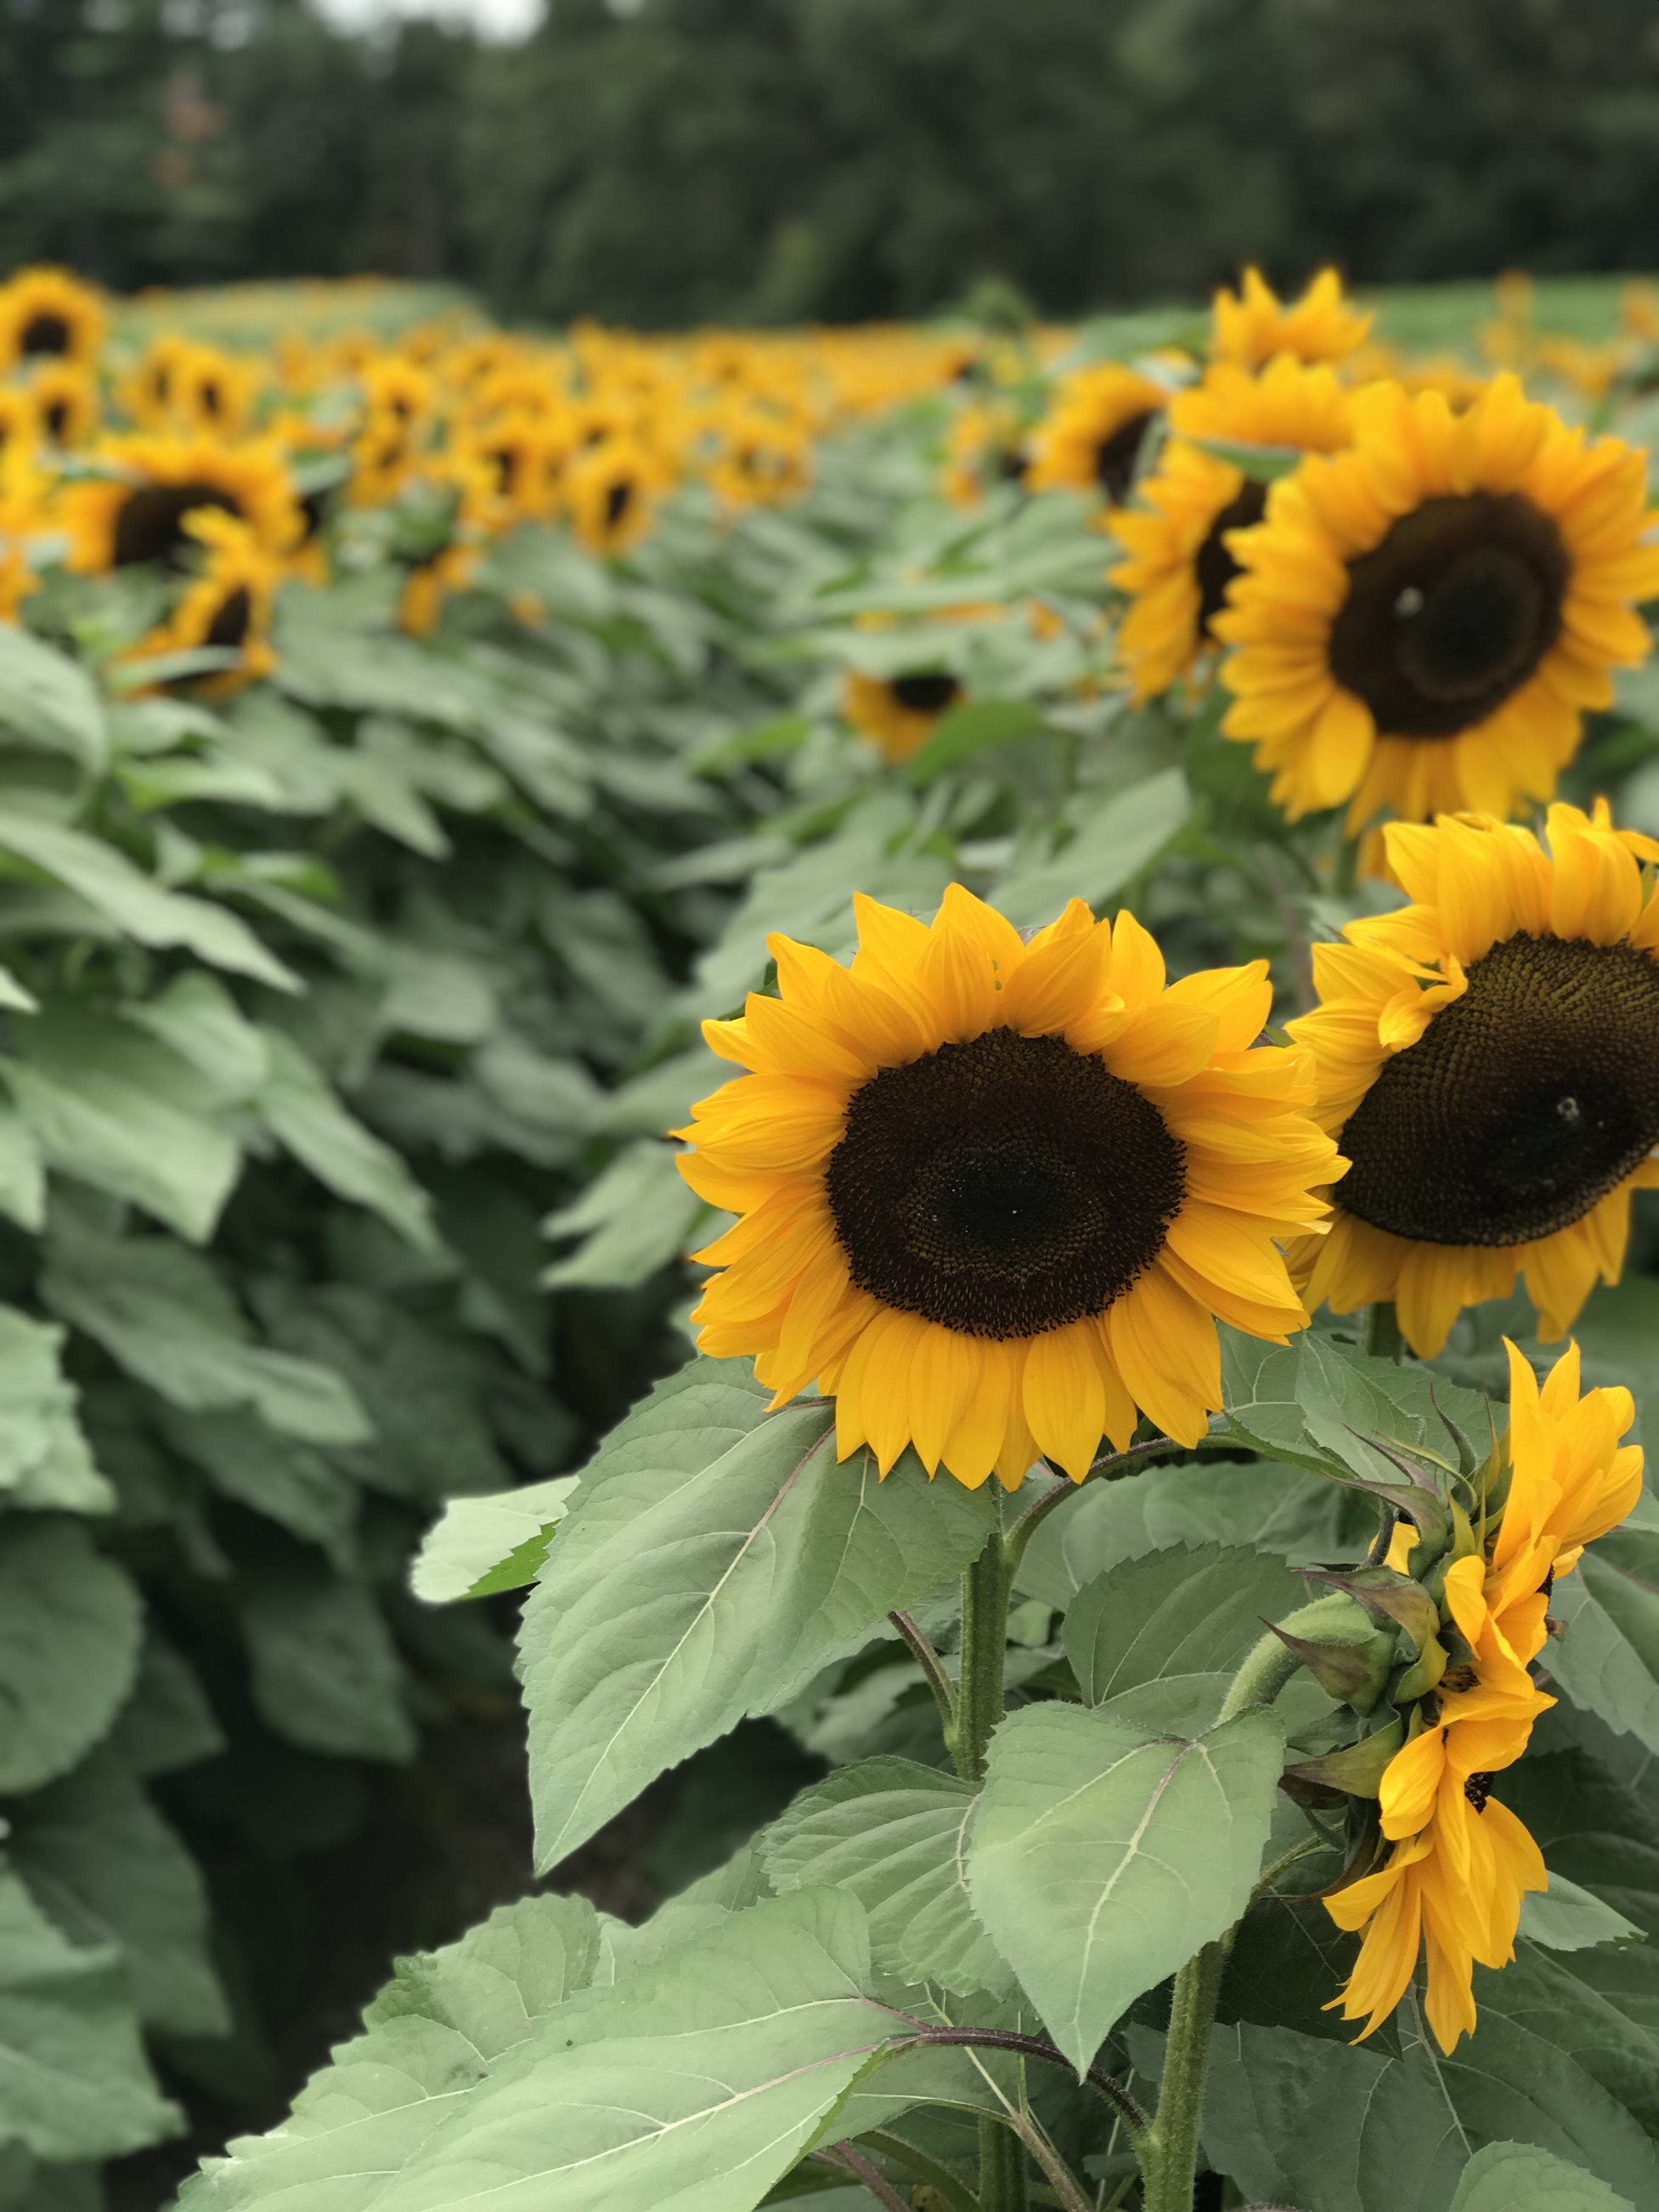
[1137,1618,1305,2210]
[1363,1300,1404,1362]
[950,1508,1014,1785]
[1138,1938,1233,2212]
[978,2112,1031,2212]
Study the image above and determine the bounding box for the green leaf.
[907,699,1045,785]
[104,1631,224,1779]
[1450,2142,1636,2211]
[126,973,272,1103]
[1547,1534,1659,1754]
[0,1308,109,1514]
[1192,435,1307,481]
[0,815,296,990]
[160,1406,360,1569]
[253,1028,438,1252]
[9,1749,229,2038]
[967,1702,1284,2069]
[243,1570,417,1764]
[761,1757,1015,1999]
[0,1520,143,1795]
[1063,1541,1310,1708]
[369,1891,896,2212]
[0,626,105,771]
[520,1356,993,1871]
[1222,1328,1492,1497]
[0,1866,179,2162]
[42,1209,371,1446]
[180,1891,602,2209]
[1518,1876,1645,1954]
[5,1005,241,1242]
[991,766,1190,929]
[1016,1455,1374,1609]
[1203,1997,1659,2212]
[0,1108,46,1234]
[410,1475,577,1605]
[540,1139,713,1290]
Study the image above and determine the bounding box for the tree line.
[3,0,1658,326]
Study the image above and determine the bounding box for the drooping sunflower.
[120,509,282,699]
[1327,1338,1640,2052]
[61,436,302,574]
[1215,375,1659,828]
[675,885,1341,1489]
[1286,804,1659,1358]
[0,266,105,373]
[1025,363,1169,509]
[1112,356,1356,701]
[843,669,966,764]
[1211,266,1372,371]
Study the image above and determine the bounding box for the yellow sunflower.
[27,360,99,449]
[0,388,37,467]
[0,454,45,620]
[62,436,302,574]
[1286,803,1659,1358]
[1211,266,1372,370]
[0,266,105,373]
[1112,355,1356,701]
[843,669,966,764]
[567,436,663,556]
[121,509,281,699]
[1327,1338,1640,2052]
[1215,375,1659,829]
[675,885,1340,1489]
[1025,363,1168,508]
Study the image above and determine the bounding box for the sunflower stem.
[978,2112,1032,2212]
[950,1503,1014,1785]
[1137,1934,1234,2212]
[1363,1300,1405,1362]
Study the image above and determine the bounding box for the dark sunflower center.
[113,482,242,569]
[1094,409,1158,504]
[1339,932,1659,1248]
[1464,1771,1495,1813]
[890,673,961,715]
[43,400,67,442]
[825,1026,1186,1339]
[21,312,70,357]
[205,586,252,651]
[605,479,633,527]
[1195,479,1269,635]
[1328,493,1568,740]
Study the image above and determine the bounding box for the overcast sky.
[314,0,545,39]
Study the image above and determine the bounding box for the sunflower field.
[4,258,1659,2212]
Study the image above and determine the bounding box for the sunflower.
[0,454,44,621]
[1286,804,1659,1358]
[1025,364,1168,509]
[0,388,37,467]
[120,509,281,699]
[675,885,1340,1489]
[1215,375,1659,830]
[62,436,302,574]
[1112,356,1356,701]
[843,669,966,764]
[169,345,262,439]
[567,436,662,556]
[706,403,813,512]
[120,333,198,428]
[27,360,98,448]
[0,266,105,373]
[1211,267,1372,370]
[1326,1338,1640,2052]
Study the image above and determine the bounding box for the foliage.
[4,259,1659,2212]
[7,0,1659,318]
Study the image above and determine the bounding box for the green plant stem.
[1138,1620,1307,2210]
[950,1507,1014,1784]
[1363,1300,1404,1362]
[888,1606,957,1734]
[979,2112,1031,2212]
[1137,1934,1233,2212]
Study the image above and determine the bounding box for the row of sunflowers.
[3,255,1659,2212]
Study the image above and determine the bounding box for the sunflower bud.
[1269,1621,1397,1716]
[1283,1715,1407,1801]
